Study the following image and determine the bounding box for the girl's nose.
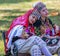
[46,10,48,14]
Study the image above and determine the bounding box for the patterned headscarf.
[33,2,46,11]
[31,10,40,19]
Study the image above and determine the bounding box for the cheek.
[42,12,48,17]
[32,19,36,23]
[29,18,32,24]
[40,12,45,16]
[43,12,46,15]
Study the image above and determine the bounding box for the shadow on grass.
[3,15,19,19]
[0,9,27,14]
[0,9,27,31]
[0,0,34,4]
[48,9,59,13]
[0,20,11,27]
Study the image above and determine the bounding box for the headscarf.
[31,10,40,20]
[33,2,46,11]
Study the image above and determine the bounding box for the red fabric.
[55,31,60,36]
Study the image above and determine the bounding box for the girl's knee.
[29,45,41,55]
[34,36,46,46]
[30,45,40,53]
[31,45,40,50]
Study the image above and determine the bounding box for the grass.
[0,0,60,56]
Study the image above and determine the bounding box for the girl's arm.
[53,24,59,34]
[7,25,23,48]
[40,33,59,39]
[44,35,59,39]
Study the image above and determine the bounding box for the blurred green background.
[0,0,60,56]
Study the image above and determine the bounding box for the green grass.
[0,0,60,56]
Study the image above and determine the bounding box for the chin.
[45,16,48,17]
[31,23,34,24]
[46,15,48,17]
[31,23,33,25]
[30,22,33,25]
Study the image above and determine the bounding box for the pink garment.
[45,27,55,36]
[45,28,50,35]
[7,9,33,36]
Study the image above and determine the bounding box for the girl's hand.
[40,34,45,38]
[54,24,59,34]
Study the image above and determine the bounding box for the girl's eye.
[43,10,45,12]
[33,16,35,18]
[43,9,47,12]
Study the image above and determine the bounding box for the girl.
[33,2,60,54]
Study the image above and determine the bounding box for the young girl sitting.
[33,1,60,55]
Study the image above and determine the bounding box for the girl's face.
[29,14,37,24]
[40,7,48,18]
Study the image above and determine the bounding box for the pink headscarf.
[7,9,33,35]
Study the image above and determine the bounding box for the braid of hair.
[46,18,53,30]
